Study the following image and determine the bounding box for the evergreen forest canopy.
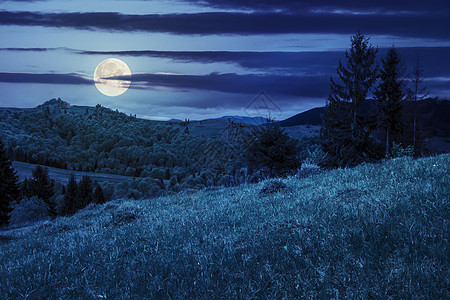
[320,32,447,168]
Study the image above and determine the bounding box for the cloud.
[4,46,442,78]
[123,72,330,99]
[0,71,329,100]
[76,47,450,77]
[0,47,50,52]
[4,46,450,77]
[191,0,450,14]
[0,10,448,39]
[1,69,448,107]
[79,49,341,75]
[126,72,330,109]
[0,72,91,85]
[0,0,40,2]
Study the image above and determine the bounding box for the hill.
[278,107,323,126]
[0,101,257,191]
[219,115,267,125]
[0,154,448,298]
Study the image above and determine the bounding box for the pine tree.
[94,183,106,204]
[0,139,20,226]
[29,166,57,218]
[20,178,33,199]
[375,46,405,156]
[321,32,381,168]
[243,119,301,177]
[62,174,78,215]
[77,175,94,209]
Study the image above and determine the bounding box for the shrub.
[10,196,50,225]
[296,163,322,179]
[111,207,138,226]
[243,120,301,177]
[390,142,414,158]
[303,143,326,166]
[260,179,287,195]
[218,174,234,187]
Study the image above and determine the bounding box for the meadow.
[0,154,448,299]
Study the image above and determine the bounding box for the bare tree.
[408,55,428,150]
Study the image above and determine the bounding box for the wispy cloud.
[119,72,329,97]
[191,0,450,14]
[0,10,449,39]
[1,70,448,109]
[0,47,51,52]
[0,72,91,84]
[0,71,329,98]
[3,46,448,77]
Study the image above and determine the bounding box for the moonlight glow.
[94,58,131,97]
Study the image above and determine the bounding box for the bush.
[218,174,234,187]
[243,120,301,177]
[149,168,165,181]
[110,207,138,226]
[302,143,326,166]
[296,163,322,179]
[390,142,414,158]
[260,179,287,195]
[10,196,50,225]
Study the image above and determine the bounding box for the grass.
[0,154,448,299]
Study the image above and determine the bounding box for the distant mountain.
[168,118,183,123]
[278,99,450,135]
[219,115,267,125]
[278,107,323,127]
[408,98,450,137]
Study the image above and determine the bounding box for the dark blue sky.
[0,0,449,120]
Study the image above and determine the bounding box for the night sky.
[0,0,449,120]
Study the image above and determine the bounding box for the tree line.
[321,32,428,168]
[0,138,106,226]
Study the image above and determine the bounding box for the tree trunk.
[385,128,390,156]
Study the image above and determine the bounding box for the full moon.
[94,58,131,97]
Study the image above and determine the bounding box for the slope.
[0,154,448,299]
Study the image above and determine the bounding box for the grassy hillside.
[1,154,448,298]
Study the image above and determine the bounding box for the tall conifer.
[321,32,381,168]
[0,139,19,226]
[78,175,94,209]
[94,183,106,204]
[30,166,56,218]
[62,174,78,215]
[375,46,405,156]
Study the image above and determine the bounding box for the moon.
[94,58,131,97]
